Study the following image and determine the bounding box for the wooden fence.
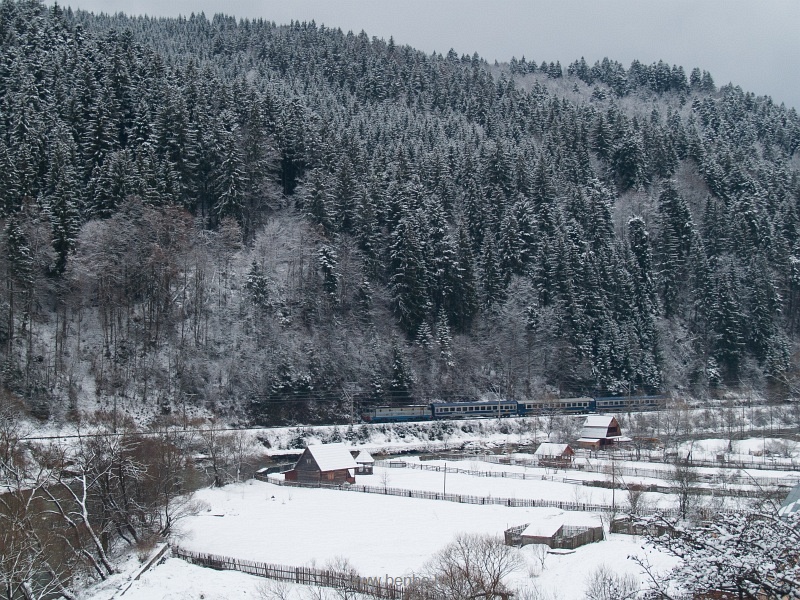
[371,459,776,500]
[558,525,605,549]
[503,523,604,550]
[171,546,402,598]
[503,523,528,546]
[389,458,797,490]
[255,472,737,519]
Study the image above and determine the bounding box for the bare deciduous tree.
[625,485,652,517]
[198,423,259,487]
[257,578,297,600]
[407,533,523,600]
[582,564,639,600]
[670,458,700,520]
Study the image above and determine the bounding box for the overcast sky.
[58,0,800,110]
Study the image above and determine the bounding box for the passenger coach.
[431,400,518,419]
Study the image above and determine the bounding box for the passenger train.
[360,395,664,423]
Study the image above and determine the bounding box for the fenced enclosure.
[171,547,402,598]
[503,523,604,550]
[379,458,797,495]
[256,472,737,520]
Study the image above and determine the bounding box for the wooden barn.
[534,443,575,468]
[577,415,623,450]
[354,450,375,475]
[285,443,358,485]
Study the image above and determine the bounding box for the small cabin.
[354,450,375,475]
[534,443,575,468]
[285,443,358,485]
[577,415,622,450]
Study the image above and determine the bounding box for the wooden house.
[577,415,623,450]
[534,443,575,468]
[354,450,375,475]
[285,443,358,485]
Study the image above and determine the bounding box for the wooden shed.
[577,415,622,449]
[505,520,605,550]
[285,443,358,485]
[520,521,565,547]
[354,450,375,475]
[534,443,575,468]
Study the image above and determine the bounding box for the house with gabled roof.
[577,415,623,450]
[354,450,375,475]
[534,442,575,468]
[285,443,358,485]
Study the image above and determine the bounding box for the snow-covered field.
[117,479,676,600]
[79,433,796,600]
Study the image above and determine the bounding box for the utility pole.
[610,453,616,518]
[443,462,447,496]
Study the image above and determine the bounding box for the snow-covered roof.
[355,450,374,464]
[583,415,616,428]
[581,428,611,439]
[580,415,620,440]
[534,443,571,457]
[304,443,358,472]
[522,520,563,539]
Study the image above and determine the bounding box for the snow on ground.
[112,536,676,600]
[95,434,800,600]
[363,464,674,508]
[44,424,799,599]
[166,479,675,600]
[678,437,800,461]
[179,479,605,575]
[113,537,677,600]
[115,558,265,600]
[405,454,683,491]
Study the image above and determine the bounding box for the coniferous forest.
[2,0,800,425]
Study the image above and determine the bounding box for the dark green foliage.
[0,0,797,413]
[657,181,695,318]
[389,215,430,335]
